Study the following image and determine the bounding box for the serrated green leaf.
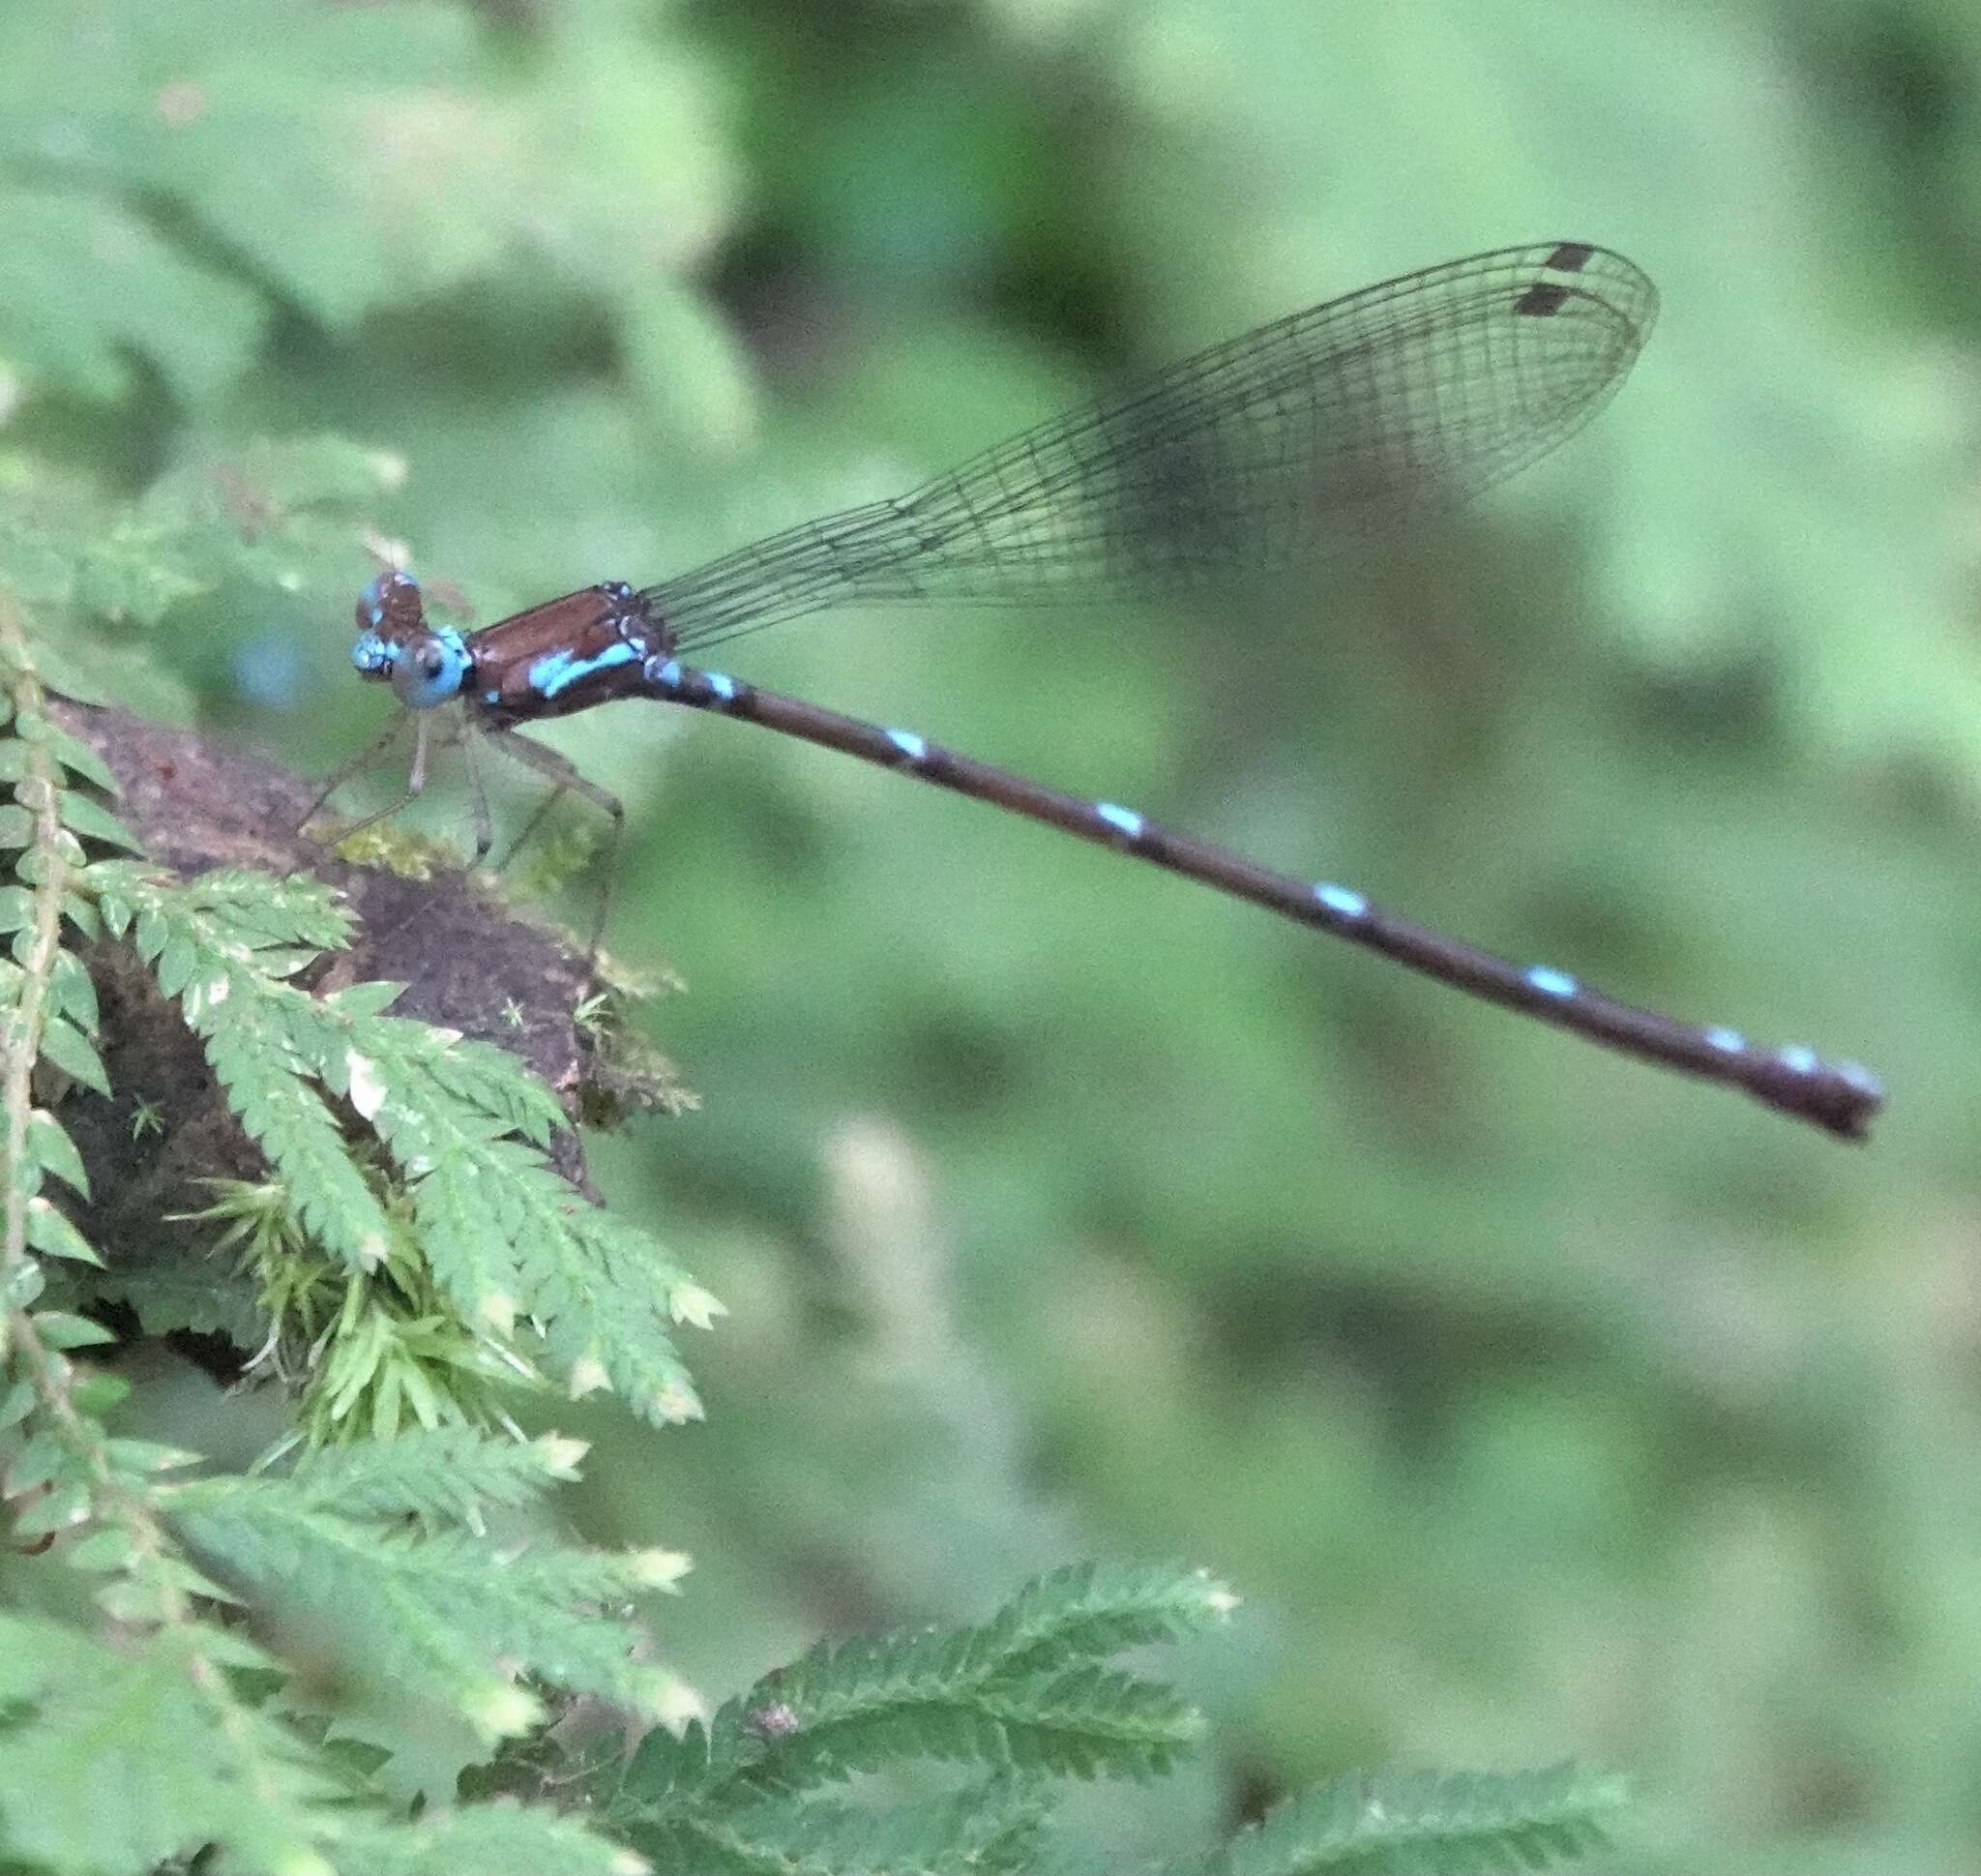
[155,931,198,998]
[38,1017,109,1093]
[29,1311,116,1350]
[25,1198,102,1266]
[103,1438,203,1475]
[25,1110,88,1197]
[5,1431,68,1495]
[0,1610,337,1872]
[165,1471,664,1734]
[11,1481,90,1539]
[56,789,141,851]
[0,1262,45,1311]
[288,1427,582,1522]
[60,893,101,938]
[44,950,99,1031]
[20,720,119,793]
[1219,1764,1628,1876]
[93,1574,172,1625]
[9,1149,40,1203]
[133,905,167,962]
[62,1526,135,1572]
[68,1372,130,1414]
[322,978,406,1020]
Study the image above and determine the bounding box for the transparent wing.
[653,242,1656,655]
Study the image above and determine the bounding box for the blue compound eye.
[389,632,468,710]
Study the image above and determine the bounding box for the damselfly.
[307,241,1884,1140]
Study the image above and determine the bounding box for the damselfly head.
[349,569,471,711]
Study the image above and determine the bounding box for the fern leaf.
[285,1425,588,1524]
[1215,1764,1629,1876]
[622,1561,1222,1829]
[981,1560,1238,1681]
[16,713,119,793]
[83,861,709,1426]
[164,1472,681,1738]
[54,785,141,851]
[37,1013,108,1092]
[977,1666,1199,1778]
[0,1613,340,1876]
[329,1802,638,1876]
[636,1780,1045,1876]
[382,1092,702,1425]
[103,869,397,1269]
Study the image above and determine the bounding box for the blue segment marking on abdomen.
[529,639,645,700]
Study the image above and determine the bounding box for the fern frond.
[1,605,115,1374]
[164,1466,687,1740]
[96,864,396,1273]
[619,1561,1227,1830]
[1215,1764,1629,1876]
[0,1612,340,1876]
[284,1424,590,1525]
[417,1159,705,1423]
[637,1779,1045,1876]
[86,862,709,1427]
[974,1665,1199,1778]
[978,1559,1241,1680]
[350,1046,703,1423]
[327,1801,640,1876]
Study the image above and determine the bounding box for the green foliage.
[622,1562,1228,1826]
[656,1782,1046,1876]
[0,1612,340,1876]
[325,1804,640,1876]
[0,613,699,1868]
[7,0,1970,1869]
[282,1420,592,1526]
[1216,1766,1627,1876]
[80,859,706,1430]
[163,1434,688,1739]
[579,1565,1620,1875]
[0,1612,641,1876]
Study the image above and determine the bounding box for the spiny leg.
[316,713,440,849]
[294,712,412,841]
[458,724,495,869]
[495,768,571,875]
[483,726,626,968]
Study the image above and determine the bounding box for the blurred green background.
[6,0,1981,1866]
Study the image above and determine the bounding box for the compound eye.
[389,633,468,709]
